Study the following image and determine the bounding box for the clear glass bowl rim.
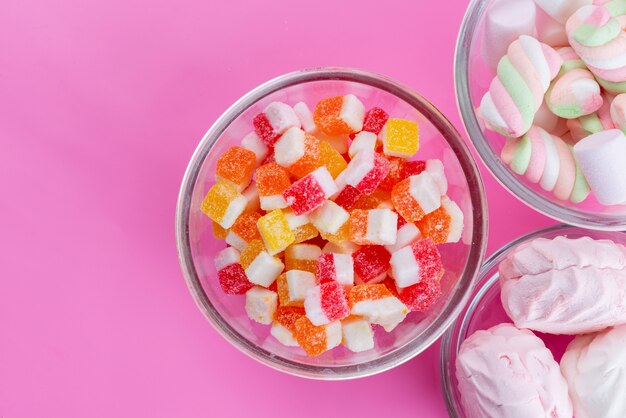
[175,67,489,380]
[455,0,626,231]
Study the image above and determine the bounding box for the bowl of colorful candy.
[456,0,626,230]
[441,224,626,417]
[176,67,487,379]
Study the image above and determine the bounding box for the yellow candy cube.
[240,239,265,269]
[201,181,247,229]
[319,140,348,178]
[212,221,228,240]
[257,210,295,255]
[320,222,349,245]
[381,118,419,158]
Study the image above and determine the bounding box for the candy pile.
[201,95,464,356]
[456,235,626,418]
[480,0,626,206]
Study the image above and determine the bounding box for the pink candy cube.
[389,238,443,288]
[335,150,390,195]
[316,252,354,286]
[253,102,300,146]
[214,247,253,295]
[283,166,338,215]
[304,281,350,326]
[352,245,391,284]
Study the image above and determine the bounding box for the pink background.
[0,0,554,416]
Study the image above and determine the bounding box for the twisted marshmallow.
[566,92,615,141]
[480,35,562,138]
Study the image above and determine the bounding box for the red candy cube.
[333,185,363,210]
[397,278,443,312]
[335,150,390,196]
[401,160,426,178]
[214,247,253,295]
[352,245,391,284]
[283,167,338,215]
[253,113,278,146]
[362,107,389,135]
[304,280,350,325]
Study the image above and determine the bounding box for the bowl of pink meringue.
[441,224,626,417]
[456,0,626,230]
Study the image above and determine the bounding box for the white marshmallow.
[385,222,421,254]
[340,94,365,132]
[365,209,398,245]
[309,200,349,234]
[573,129,626,205]
[310,166,338,197]
[332,253,354,286]
[351,296,408,328]
[535,8,568,47]
[245,286,278,325]
[304,285,330,326]
[241,131,268,166]
[220,195,247,229]
[242,182,260,212]
[390,246,421,288]
[263,102,300,135]
[285,270,316,304]
[245,252,284,287]
[409,172,441,215]
[214,247,240,271]
[349,131,377,158]
[535,0,592,24]
[225,231,248,251]
[482,0,537,69]
[259,194,288,211]
[293,102,316,133]
[341,317,375,352]
[270,322,298,346]
[426,159,448,195]
[274,127,305,167]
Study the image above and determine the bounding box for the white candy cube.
[309,200,349,234]
[341,317,375,352]
[245,251,284,287]
[245,286,278,325]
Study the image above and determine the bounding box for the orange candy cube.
[216,146,257,190]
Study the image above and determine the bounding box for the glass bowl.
[440,224,626,416]
[176,67,488,379]
[455,0,626,230]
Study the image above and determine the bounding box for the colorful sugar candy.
[285,243,321,273]
[283,166,338,215]
[349,209,398,246]
[380,118,419,158]
[225,211,261,250]
[304,280,350,325]
[416,197,464,244]
[253,101,300,146]
[362,107,389,134]
[293,102,316,133]
[396,277,443,312]
[313,94,365,136]
[257,209,295,255]
[349,131,377,158]
[308,200,349,234]
[270,306,305,347]
[352,245,391,284]
[391,172,441,222]
[274,127,320,178]
[341,316,375,353]
[214,247,253,295]
[385,221,421,254]
[215,146,257,191]
[240,239,284,287]
[390,239,443,288]
[241,131,269,166]
[333,185,363,210]
[201,181,247,229]
[316,252,354,286]
[318,140,347,178]
[283,210,319,243]
[335,149,390,195]
[245,286,278,325]
[255,162,291,211]
[348,284,408,331]
[293,316,341,356]
[277,270,317,307]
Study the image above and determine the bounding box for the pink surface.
[0,0,554,417]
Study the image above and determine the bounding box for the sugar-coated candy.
[245,286,278,325]
[333,185,363,210]
[416,197,464,244]
[318,140,347,178]
[362,107,389,134]
[283,166,338,215]
[201,181,247,229]
[241,131,269,166]
[378,157,406,192]
[380,118,419,158]
[390,238,443,288]
[316,252,354,286]
[320,222,350,245]
[253,102,300,146]
[402,159,426,178]
[349,209,398,246]
[277,270,317,307]
[341,316,375,353]
[352,246,391,284]
[225,211,261,250]
[335,150,390,195]
[242,182,260,212]
[391,172,442,222]
[241,239,284,287]
[322,240,360,255]
[285,243,321,273]
[349,131,377,158]
[385,221,421,253]
[255,162,291,211]
[348,284,408,330]
[216,146,257,191]
[479,35,562,138]
[573,129,626,205]
[309,200,349,234]
[257,209,295,255]
[274,127,320,178]
[293,316,342,356]
[396,277,443,312]
[304,280,350,325]
[214,247,253,295]
[270,306,305,347]
[283,210,319,243]
[313,94,365,136]
[212,221,228,240]
[293,102,316,133]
